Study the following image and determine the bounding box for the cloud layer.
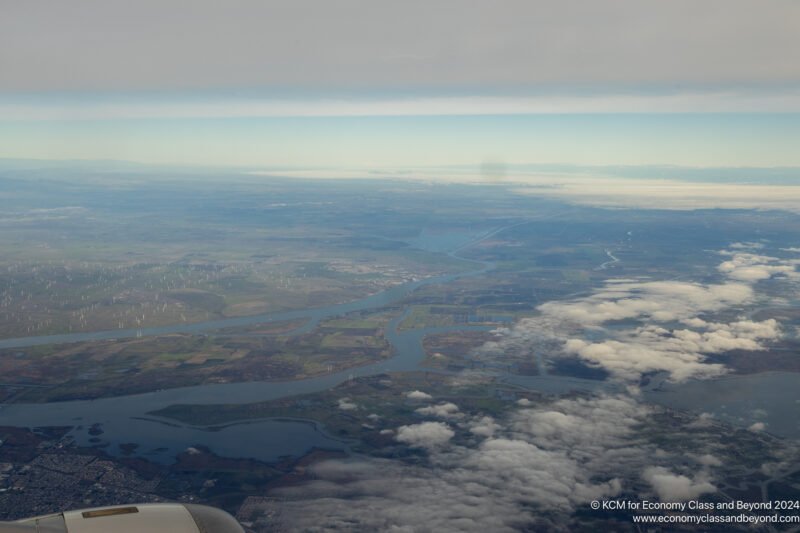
[642,467,716,501]
[6,91,800,121]
[516,178,800,213]
[259,392,794,530]
[477,245,797,382]
[718,250,800,282]
[270,395,653,531]
[396,422,455,449]
[240,245,800,530]
[3,1,799,92]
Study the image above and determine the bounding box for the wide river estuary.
[1,227,798,463]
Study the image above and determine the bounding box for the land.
[3,174,800,400]
[5,370,794,528]
[0,175,474,340]
[0,424,344,521]
[421,330,502,370]
[146,371,800,531]
[150,372,513,444]
[1,167,800,529]
[0,309,397,402]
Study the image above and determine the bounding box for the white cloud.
[271,456,538,532]
[338,398,358,411]
[512,396,654,476]
[729,242,764,250]
[247,242,799,528]
[687,412,716,429]
[8,91,800,121]
[478,247,792,383]
[748,422,766,432]
[564,337,728,382]
[561,317,781,383]
[457,437,623,510]
[262,393,794,530]
[717,251,800,283]
[272,396,647,530]
[469,416,501,438]
[405,390,433,401]
[396,422,455,449]
[539,280,753,326]
[515,178,800,213]
[415,402,463,420]
[5,0,800,97]
[642,466,716,501]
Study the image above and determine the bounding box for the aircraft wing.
[0,503,244,533]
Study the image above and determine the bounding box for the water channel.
[1,225,798,464]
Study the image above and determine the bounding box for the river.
[1,223,798,464]
[0,227,507,463]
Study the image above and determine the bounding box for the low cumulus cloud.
[476,245,795,383]
[255,246,799,530]
[395,421,454,449]
[271,455,536,532]
[469,416,500,437]
[405,390,433,401]
[415,402,463,419]
[717,250,800,283]
[563,337,728,382]
[511,396,656,480]
[729,242,764,250]
[687,412,716,429]
[538,280,753,326]
[268,395,664,531]
[515,179,800,213]
[337,398,359,411]
[260,392,799,530]
[564,318,781,382]
[643,467,716,501]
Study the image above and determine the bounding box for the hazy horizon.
[2,1,800,169]
[2,3,800,531]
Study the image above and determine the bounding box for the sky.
[1,0,799,169]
